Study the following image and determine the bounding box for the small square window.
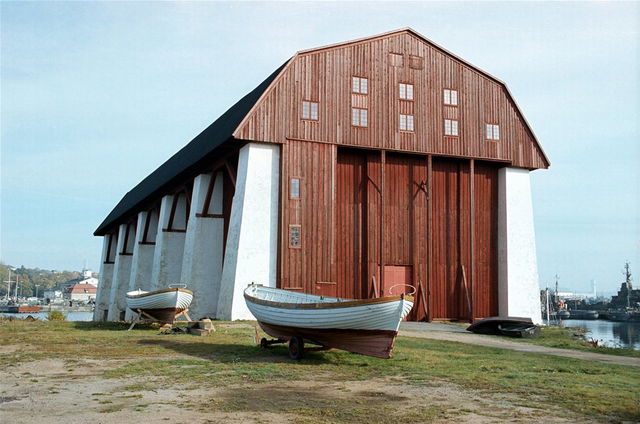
[399,83,414,100]
[486,124,500,140]
[290,178,300,199]
[352,108,368,127]
[352,77,368,94]
[400,114,414,131]
[289,225,301,248]
[302,101,319,120]
[444,119,459,136]
[444,89,458,106]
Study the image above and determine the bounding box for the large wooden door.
[430,158,471,320]
[383,154,428,317]
[472,162,499,318]
[335,149,367,299]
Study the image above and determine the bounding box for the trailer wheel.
[260,337,269,348]
[288,336,304,360]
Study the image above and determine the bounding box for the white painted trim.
[150,195,187,290]
[498,168,542,324]
[181,172,225,320]
[93,236,114,321]
[125,211,156,320]
[107,224,134,321]
[218,143,280,320]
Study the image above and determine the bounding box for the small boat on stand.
[126,285,193,330]
[244,283,414,359]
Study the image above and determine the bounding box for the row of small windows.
[350,77,459,105]
[304,103,498,139]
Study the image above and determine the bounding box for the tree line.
[0,263,85,298]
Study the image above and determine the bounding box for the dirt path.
[0,358,597,424]
[399,322,640,367]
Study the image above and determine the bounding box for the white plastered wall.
[93,235,115,321]
[150,194,187,290]
[107,223,134,321]
[217,143,280,320]
[181,172,225,320]
[125,211,157,320]
[498,167,542,324]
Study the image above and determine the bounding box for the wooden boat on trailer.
[126,285,193,328]
[244,283,414,359]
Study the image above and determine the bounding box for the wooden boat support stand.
[128,308,192,331]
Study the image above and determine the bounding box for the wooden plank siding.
[232,29,543,321]
[472,162,499,318]
[233,30,548,170]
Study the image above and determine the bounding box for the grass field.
[1,319,638,423]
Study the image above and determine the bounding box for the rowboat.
[244,284,414,359]
[126,287,193,323]
[466,316,540,338]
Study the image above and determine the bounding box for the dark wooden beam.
[469,159,475,321]
[426,154,432,321]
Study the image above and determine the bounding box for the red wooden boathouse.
[94,29,548,323]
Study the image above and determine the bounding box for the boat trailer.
[257,334,333,360]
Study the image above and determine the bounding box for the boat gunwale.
[244,290,414,310]
[126,288,193,299]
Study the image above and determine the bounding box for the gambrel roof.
[95,28,548,236]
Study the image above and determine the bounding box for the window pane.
[493,125,500,140]
[290,226,301,248]
[406,84,414,100]
[399,84,406,99]
[444,119,451,135]
[400,114,406,130]
[451,90,458,105]
[352,77,360,93]
[407,115,414,131]
[486,124,492,139]
[444,89,450,105]
[352,108,359,126]
[361,109,368,127]
[290,178,300,199]
[452,120,459,136]
[302,102,310,119]
[311,102,318,120]
[361,78,368,94]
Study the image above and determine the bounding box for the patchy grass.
[1,319,638,422]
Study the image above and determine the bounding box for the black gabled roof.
[94,60,289,236]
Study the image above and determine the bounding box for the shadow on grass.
[136,338,337,364]
[72,321,141,331]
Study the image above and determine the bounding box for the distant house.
[43,289,62,301]
[64,283,97,302]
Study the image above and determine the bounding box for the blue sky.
[1,1,638,294]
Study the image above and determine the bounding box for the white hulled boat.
[244,284,413,359]
[126,287,193,323]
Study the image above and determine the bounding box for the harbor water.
[1,311,94,321]
[554,319,640,350]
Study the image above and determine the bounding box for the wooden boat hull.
[126,288,193,323]
[244,285,413,358]
[498,324,541,338]
[467,316,540,338]
[259,322,398,359]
